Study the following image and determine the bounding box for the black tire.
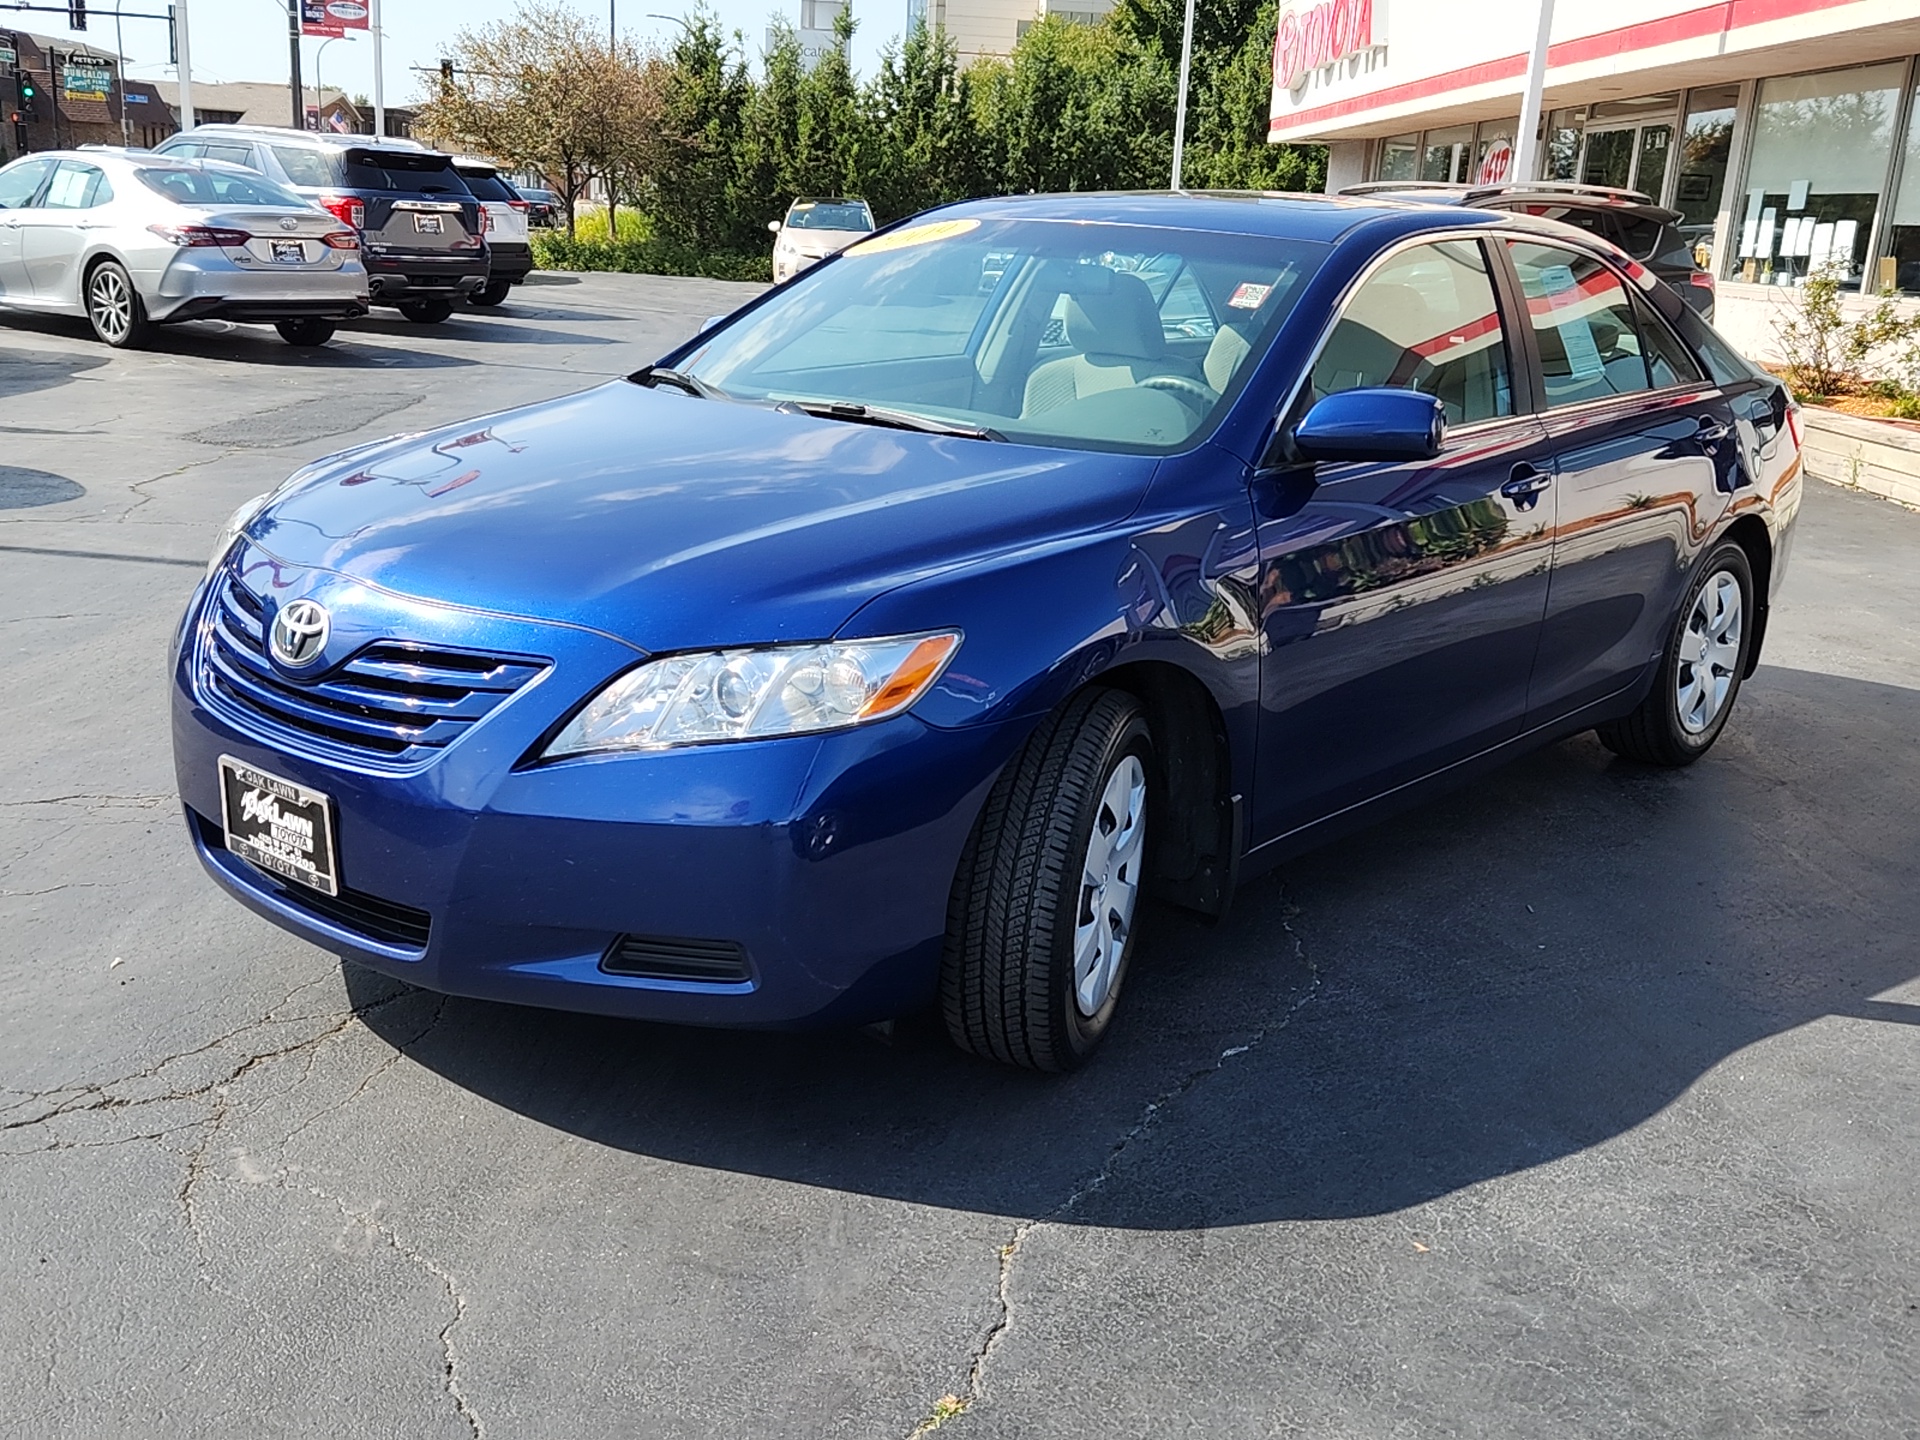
[275,318,337,347]
[85,260,150,349]
[941,688,1154,1071]
[1597,540,1755,766]
[469,281,512,308]
[397,298,454,324]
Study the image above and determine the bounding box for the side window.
[159,140,202,158]
[1310,239,1514,425]
[0,158,55,208]
[269,145,338,188]
[41,162,112,210]
[1507,241,1653,407]
[1632,294,1705,388]
[202,144,258,169]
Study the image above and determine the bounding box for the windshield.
[136,164,311,209]
[786,201,874,232]
[678,216,1324,454]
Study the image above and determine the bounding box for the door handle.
[1501,464,1553,503]
[1696,417,1732,444]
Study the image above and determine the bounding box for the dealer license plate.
[412,213,443,234]
[218,756,339,897]
[270,239,306,264]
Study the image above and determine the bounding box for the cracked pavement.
[5,276,1919,1437]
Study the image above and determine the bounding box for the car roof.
[178,123,436,154]
[929,190,1512,246]
[1341,180,1682,224]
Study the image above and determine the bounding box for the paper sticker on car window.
[848,218,980,256]
[1228,282,1272,310]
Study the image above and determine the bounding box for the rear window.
[137,165,310,209]
[1612,214,1664,261]
[458,171,517,202]
[269,144,341,188]
[341,150,470,196]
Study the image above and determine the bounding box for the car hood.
[244,381,1158,653]
[781,229,866,257]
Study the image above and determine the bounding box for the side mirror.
[1292,387,1446,463]
[767,219,783,234]
[700,314,726,332]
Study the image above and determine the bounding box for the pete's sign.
[1273,0,1374,92]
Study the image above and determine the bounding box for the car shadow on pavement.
[0,343,109,398]
[1,312,480,368]
[341,315,620,346]
[354,664,1920,1228]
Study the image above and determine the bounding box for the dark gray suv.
[154,126,489,323]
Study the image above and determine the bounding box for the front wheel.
[468,281,512,307]
[86,261,150,349]
[397,298,454,324]
[941,688,1153,1071]
[1597,540,1755,765]
[275,318,336,347]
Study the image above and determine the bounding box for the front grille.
[194,810,431,949]
[201,572,545,767]
[602,935,751,983]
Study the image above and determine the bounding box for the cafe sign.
[1273,0,1375,93]
[63,61,114,102]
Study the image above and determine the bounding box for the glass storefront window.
[1544,109,1584,182]
[1420,124,1474,183]
[1883,78,1920,295]
[1731,61,1904,290]
[1377,133,1418,182]
[1674,84,1739,269]
[1474,120,1517,185]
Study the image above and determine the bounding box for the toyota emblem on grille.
[271,599,331,668]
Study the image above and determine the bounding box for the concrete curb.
[1800,408,1920,509]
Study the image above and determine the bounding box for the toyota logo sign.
[270,599,331,668]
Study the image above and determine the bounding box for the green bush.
[532,231,772,282]
[1888,394,1920,420]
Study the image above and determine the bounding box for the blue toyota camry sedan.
[171,192,1802,1070]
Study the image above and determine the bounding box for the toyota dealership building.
[1268,0,1920,353]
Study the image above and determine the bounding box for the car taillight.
[320,230,359,250]
[1689,271,1716,291]
[319,195,365,230]
[478,209,492,233]
[1786,401,1803,450]
[508,199,529,213]
[148,224,250,247]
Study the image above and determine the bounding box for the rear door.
[21,160,113,301]
[342,149,481,258]
[1500,237,1735,723]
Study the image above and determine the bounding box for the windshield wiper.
[631,365,731,401]
[776,399,1004,442]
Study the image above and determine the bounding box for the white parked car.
[0,149,368,348]
[767,197,875,284]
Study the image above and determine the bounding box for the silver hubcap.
[1676,570,1743,734]
[89,269,132,343]
[1074,753,1147,1017]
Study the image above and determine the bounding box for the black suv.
[153,126,489,323]
[1341,181,1715,319]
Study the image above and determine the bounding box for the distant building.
[150,80,415,139]
[1,29,169,161]
[918,0,1116,65]
[767,0,849,70]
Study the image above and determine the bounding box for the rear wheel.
[1597,540,1755,766]
[397,298,454,324]
[941,688,1152,1071]
[85,261,149,349]
[469,281,512,307]
[275,318,337,347]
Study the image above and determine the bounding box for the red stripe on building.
[1270,0,1859,133]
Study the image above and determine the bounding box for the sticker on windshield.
[848,218,980,256]
[1228,282,1272,310]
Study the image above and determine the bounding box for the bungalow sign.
[1272,0,1376,93]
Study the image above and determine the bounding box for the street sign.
[0,42,16,67]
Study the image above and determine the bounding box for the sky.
[16,0,906,108]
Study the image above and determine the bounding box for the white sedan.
[0,149,369,348]
[768,197,875,284]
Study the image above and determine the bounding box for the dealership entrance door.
[1581,119,1674,196]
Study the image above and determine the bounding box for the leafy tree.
[646,7,755,254]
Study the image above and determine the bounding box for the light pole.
[174,0,195,133]
[1169,0,1196,190]
[371,0,384,137]
[311,32,347,127]
[1511,0,1557,185]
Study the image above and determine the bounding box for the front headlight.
[543,631,961,758]
[207,492,270,578]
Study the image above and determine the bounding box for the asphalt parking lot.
[3,276,1918,1439]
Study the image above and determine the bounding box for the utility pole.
[113,3,128,142]
[1511,0,1556,185]
[173,0,194,132]
[1168,0,1196,190]
[286,0,303,129]
[371,0,383,136]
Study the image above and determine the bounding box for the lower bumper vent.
[601,934,750,983]
[193,810,432,950]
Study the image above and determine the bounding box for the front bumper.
[170,561,1012,1028]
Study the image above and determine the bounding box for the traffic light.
[439,59,455,92]
[15,72,36,119]
[69,0,87,31]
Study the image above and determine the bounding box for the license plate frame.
[217,755,340,897]
[412,213,444,235]
[270,239,307,264]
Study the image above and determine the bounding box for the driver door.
[1249,236,1559,845]
[0,158,57,300]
